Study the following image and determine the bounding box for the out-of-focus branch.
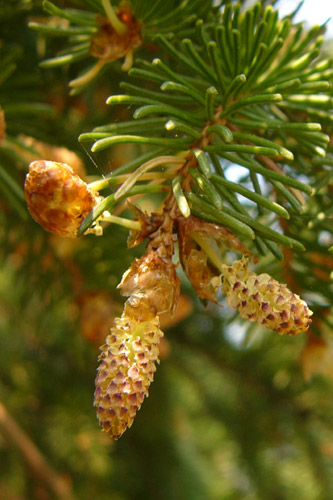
[0,400,77,500]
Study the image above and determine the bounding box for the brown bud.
[25,160,97,237]
[90,4,142,62]
[127,205,164,248]
[94,315,163,439]
[220,257,313,335]
[178,216,253,303]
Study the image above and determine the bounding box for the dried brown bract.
[178,216,253,303]
[120,251,181,322]
[127,205,164,248]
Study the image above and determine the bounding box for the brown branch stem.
[0,400,77,500]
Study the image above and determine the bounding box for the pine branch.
[78,2,332,256]
[29,0,216,91]
[2,0,333,453]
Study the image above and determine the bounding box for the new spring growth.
[218,257,313,335]
[94,315,163,440]
[94,250,180,439]
[178,218,312,335]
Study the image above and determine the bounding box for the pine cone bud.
[220,257,313,335]
[119,251,180,322]
[94,315,163,439]
[24,160,97,237]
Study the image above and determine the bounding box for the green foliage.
[0,1,332,499]
[29,0,217,92]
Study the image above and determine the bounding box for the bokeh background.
[1,1,333,499]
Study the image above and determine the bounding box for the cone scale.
[220,258,313,335]
[94,316,163,440]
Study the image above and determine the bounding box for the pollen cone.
[95,250,180,439]
[94,315,163,440]
[220,257,312,335]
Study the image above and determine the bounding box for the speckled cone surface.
[220,257,312,335]
[24,160,97,237]
[94,316,163,439]
[94,251,179,439]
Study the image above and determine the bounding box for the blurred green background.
[1,1,333,499]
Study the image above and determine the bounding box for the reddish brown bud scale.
[220,257,313,335]
[24,160,97,237]
[119,251,181,321]
[178,216,255,303]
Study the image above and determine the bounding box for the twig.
[0,400,77,500]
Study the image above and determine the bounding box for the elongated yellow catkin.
[94,315,163,440]
[95,250,180,439]
[220,257,312,335]
[24,161,97,237]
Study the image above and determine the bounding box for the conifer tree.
[0,1,332,499]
